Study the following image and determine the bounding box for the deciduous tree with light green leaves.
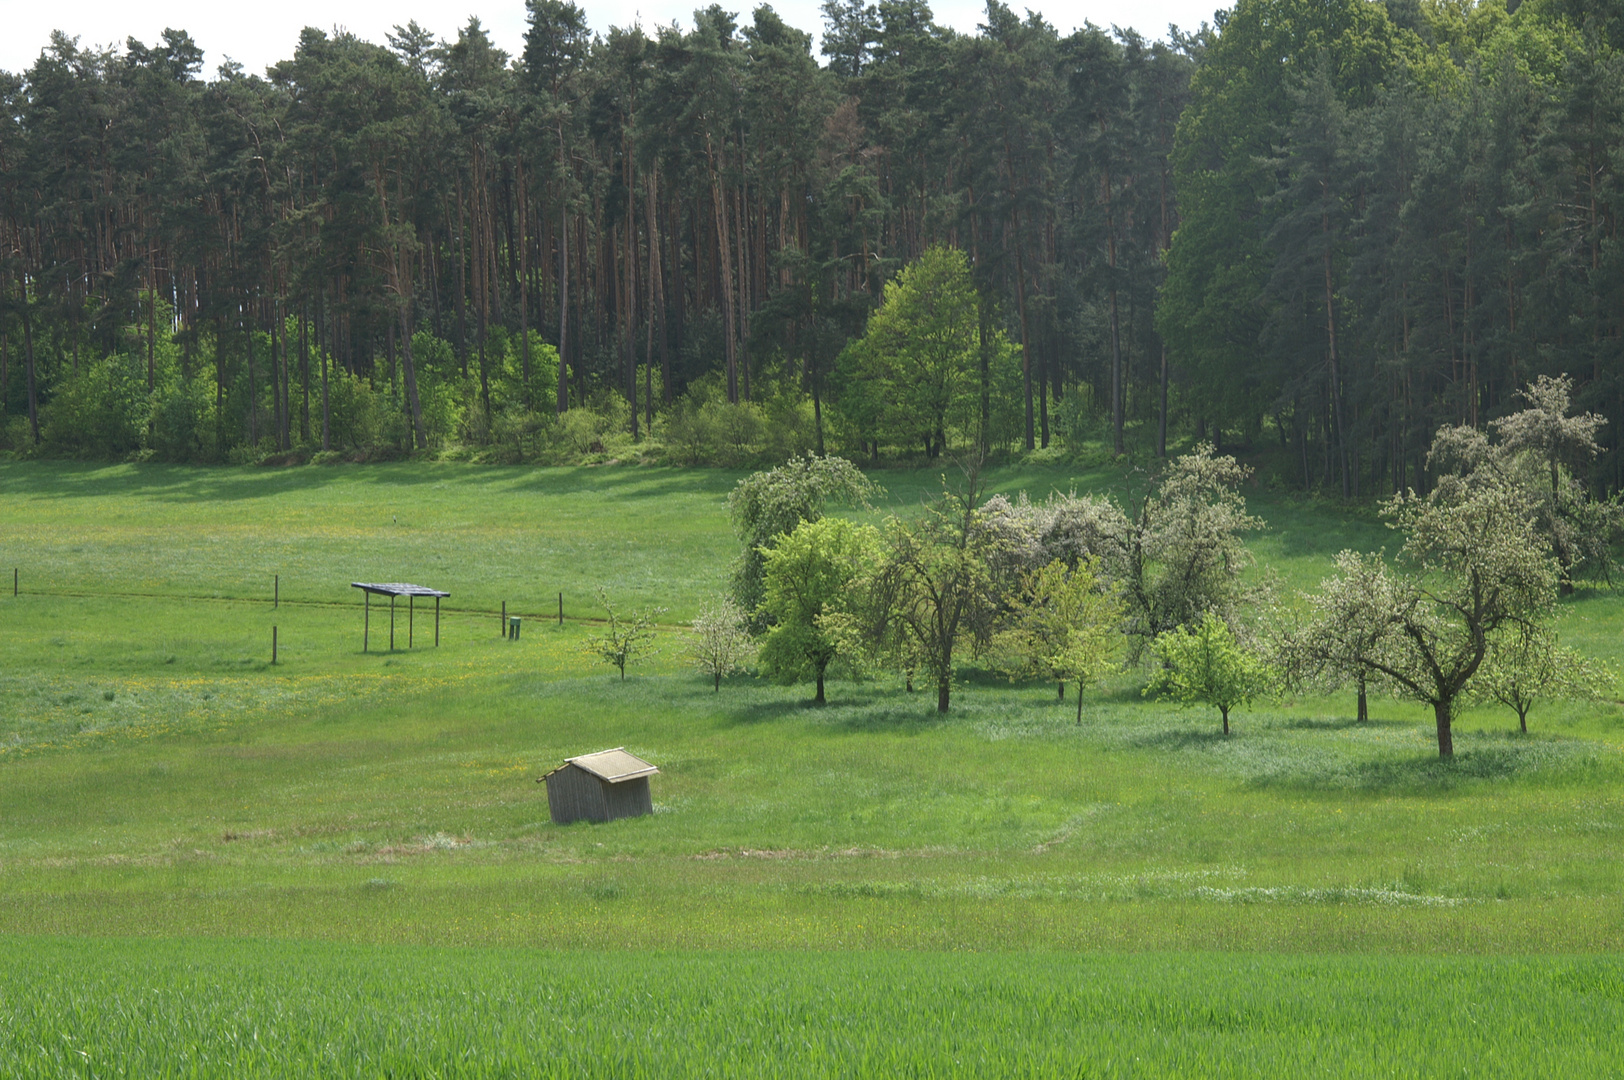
[758,516,880,704]
[585,587,665,679]
[1472,627,1612,735]
[995,557,1124,724]
[834,245,1022,457]
[1145,611,1275,736]
[864,465,1005,714]
[728,454,878,620]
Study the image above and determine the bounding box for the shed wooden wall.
[547,764,607,824]
[546,766,654,824]
[602,776,653,821]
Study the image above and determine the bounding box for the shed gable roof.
[550,747,658,784]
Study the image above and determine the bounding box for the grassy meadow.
[2,459,1622,1074]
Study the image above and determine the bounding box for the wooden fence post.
[272,625,278,665]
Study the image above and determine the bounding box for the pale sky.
[2,0,1224,77]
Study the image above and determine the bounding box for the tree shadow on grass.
[955,667,1016,690]
[1124,726,1231,752]
[1257,749,1531,796]
[1245,738,1623,796]
[716,692,942,734]
[715,697,833,724]
[821,705,945,734]
[0,460,745,505]
[1273,715,1408,732]
[1095,681,1152,706]
[502,466,743,500]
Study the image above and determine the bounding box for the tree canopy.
[3,0,1624,494]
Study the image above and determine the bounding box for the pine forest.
[0,0,1621,492]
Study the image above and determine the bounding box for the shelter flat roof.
[550,747,659,784]
[351,582,450,598]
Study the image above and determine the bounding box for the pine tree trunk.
[518,159,531,410]
[1038,335,1049,449]
[274,301,288,450]
[318,291,330,451]
[399,301,427,450]
[646,167,670,406]
[18,275,39,444]
[978,293,991,453]
[708,139,738,405]
[475,171,492,426]
[556,124,571,416]
[299,303,310,445]
[455,183,469,378]
[147,259,157,392]
[1012,209,1035,452]
[246,308,257,448]
[557,201,570,415]
[734,170,752,402]
[1158,345,1169,458]
[624,147,638,440]
[1324,202,1350,498]
[643,167,659,431]
[1106,167,1124,457]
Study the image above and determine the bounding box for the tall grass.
[2,937,1619,1078]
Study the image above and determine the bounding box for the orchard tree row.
[645,376,1618,757]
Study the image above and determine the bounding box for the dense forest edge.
[0,0,1621,489]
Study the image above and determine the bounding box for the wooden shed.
[540,748,658,825]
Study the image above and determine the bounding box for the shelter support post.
[409,595,414,648]
[390,596,396,651]
[364,593,370,652]
[435,596,440,646]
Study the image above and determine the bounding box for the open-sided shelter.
[351,582,450,651]
[541,748,658,824]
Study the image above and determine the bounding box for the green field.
[2,461,1622,1074]
[4,938,1621,1078]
